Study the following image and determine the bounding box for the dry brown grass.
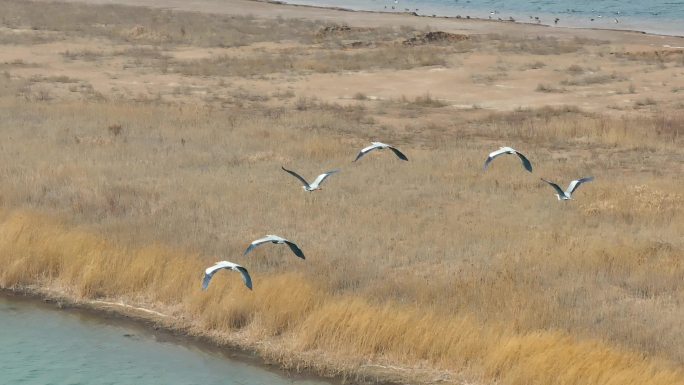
[0,210,682,385]
[0,0,324,47]
[560,72,628,86]
[0,1,682,384]
[0,85,681,383]
[172,45,447,77]
[481,34,606,55]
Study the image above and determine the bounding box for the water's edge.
[256,0,684,38]
[0,287,395,385]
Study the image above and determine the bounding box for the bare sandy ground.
[3,3,683,114]
[3,0,681,114]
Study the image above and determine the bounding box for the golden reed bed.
[0,210,682,385]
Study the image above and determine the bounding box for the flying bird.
[541,177,594,200]
[244,234,305,259]
[354,141,408,162]
[202,261,252,290]
[483,147,533,172]
[281,166,339,192]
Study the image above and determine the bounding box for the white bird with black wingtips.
[483,146,533,172]
[202,261,252,290]
[541,177,594,200]
[354,142,408,162]
[244,234,305,259]
[281,166,339,192]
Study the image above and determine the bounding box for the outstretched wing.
[483,147,510,170]
[202,262,252,290]
[514,151,533,172]
[201,271,214,291]
[353,143,381,162]
[202,263,224,290]
[388,146,408,161]
[235,266,253,290]
[244,236,275,255]
[281,166,310,187]
[311,169,340,188]
[284,240,306,259]
[566,177,594,196]
[541,178,566,196]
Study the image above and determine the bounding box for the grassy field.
[0,1,683,384]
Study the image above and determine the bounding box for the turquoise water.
[281,0,684,36]
[0,295,331,385]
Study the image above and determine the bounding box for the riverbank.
[270,0,684,37]
[1,209,682,385]
[0,292,335,385]
[31,0,684,43]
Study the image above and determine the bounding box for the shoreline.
[262,0,684,38]
[30,0,684,45]
[1,287,393,385]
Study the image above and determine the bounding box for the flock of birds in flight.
[202,143,594,291]
[383,1,623,24]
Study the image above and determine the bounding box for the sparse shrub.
[520,61,546,70]
[108,124,123,136]
[407,93,448,107]
[561,72,627,86]
[536,83,565,93]
[566,64,584,75]
[634,97,657,107]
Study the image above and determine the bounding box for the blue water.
[0,295,331,385]
[282,0,684,36]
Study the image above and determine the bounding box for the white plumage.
[483,146,533,172]
[244,234,305,259]
[202,261,252,290]
[541,177,595,200]
[282,166,339,192]
[354,142,408,162]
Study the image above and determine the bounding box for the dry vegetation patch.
[481,34,606,55]
[0,0,324,47]
[171,45,448,77]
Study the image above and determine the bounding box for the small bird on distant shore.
[281,166,340,192]
[244,234,305,259]
[354,142,408,162]
[202,261,252,290]
[483,147,532,172]
[541,177,594,200]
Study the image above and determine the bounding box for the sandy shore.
[33,0,684,45]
